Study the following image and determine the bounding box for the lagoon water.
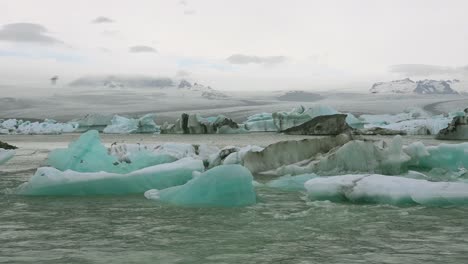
[1,134,468,263]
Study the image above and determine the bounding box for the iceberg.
[144,165,256,207]
[16,158,204,196]
[437,109,468,140]
[0,118,78,134]
[243,134,351,174]
[305,174,468,206]
[103,114,160,134]
[244,113,277,132]
[266,174,318,191]
[222,145,263,166]
[405,141,468,171]
[0,149,15,165]
[47,130,174,173]
[273,105,340,131]
[71,113,113,132]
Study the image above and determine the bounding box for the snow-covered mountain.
[370,78,416,94]
[370,78,460,94]
[181,82,229,100]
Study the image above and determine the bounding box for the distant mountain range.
[370,78,463,94]
[69,75,229,100]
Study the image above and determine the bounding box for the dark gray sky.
[0,0,467,90]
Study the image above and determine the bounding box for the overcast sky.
[1,0,467,91]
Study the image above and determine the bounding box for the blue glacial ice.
[144,165,256,207]
[47,130,176,173]
[305,174,468,206]
[16,158,204,196]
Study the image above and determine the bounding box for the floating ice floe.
[16,158,204,196]
[0,149,15,165]
[48,130,175,173]
[0,118,78,135]
[305,174,468,206]
[144,165,256,207]
[103,114,160,134]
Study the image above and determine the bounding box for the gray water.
[1,134,468,263]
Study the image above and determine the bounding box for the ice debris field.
[4,127,468,207]
[2,105,468,139]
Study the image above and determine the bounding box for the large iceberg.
[272,105,339,131]
[0,149,15,165]
[144,165,256,207]
[103,114,160,134]
[47,130,175,173]
[16,158,204,196]
[243,134,351,174]
[405,141,468,172]
[271,105,363,131]
[305,174,468,206]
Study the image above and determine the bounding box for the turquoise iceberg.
[144,165,256,207]
[16,158,204,196]
[47,130,175,173]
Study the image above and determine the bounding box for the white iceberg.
[16,158,204,196]
[305,174,468,206]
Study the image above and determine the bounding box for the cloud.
[227,54,287,65]
[0,23,63,45]
[389,64,468,76]
[92,16,114,24]
[129,45,157,53]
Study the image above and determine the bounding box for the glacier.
[144,165,256,207]
[305,174,468,206]
[16,158,204,196]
